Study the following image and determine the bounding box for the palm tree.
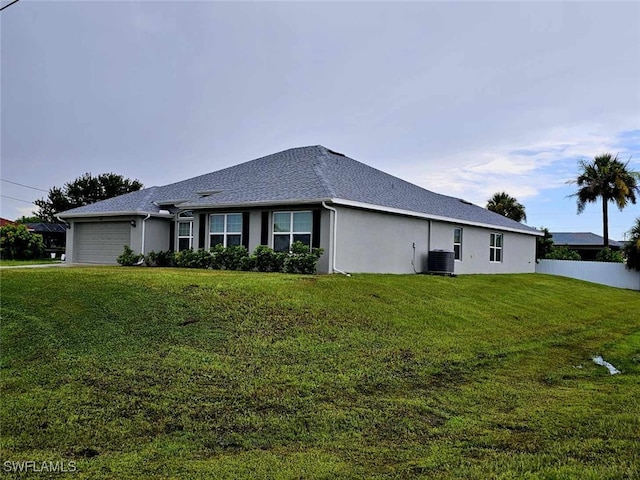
[486,192,527,223]
[570,153,639,248]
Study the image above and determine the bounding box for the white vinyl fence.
[536,259,640,291]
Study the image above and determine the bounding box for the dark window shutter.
[261,211,269,246]
[312,209,321,248]
[169,221,175,251]
[199,213,206,248]
[242,212,250,249]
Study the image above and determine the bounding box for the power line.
[0,178,48,192]
[0,194,35,204]
[0,0,21,12]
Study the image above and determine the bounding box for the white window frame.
[454,227,463,261]
[490,233,503,263]
[209,213,243,248]
[272,211,312,252]
[177,215,193,251]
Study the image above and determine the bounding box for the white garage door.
[75,222,131,264]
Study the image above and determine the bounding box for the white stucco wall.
[143,218,170,254]
[333,206,537,274]
[334,206,431,274]
[442,224,537,274]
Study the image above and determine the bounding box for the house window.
[209,213,242,248]
[273,211,312,252]
[176,211,194,251]
[178,221,193,251]
[454,227,462,261]
[490,233,503,262]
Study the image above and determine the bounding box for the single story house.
[550,232,623,260]
[58,146,542,274]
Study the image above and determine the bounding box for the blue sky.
[1,1,639,240]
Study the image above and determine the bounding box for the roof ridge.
[314,146,337,198]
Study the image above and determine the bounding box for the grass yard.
[0,258,61,267]
[1,268,639,479]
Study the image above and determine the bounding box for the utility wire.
[0,194,35,204]
[0,0,21,12]
[0,178,48,192]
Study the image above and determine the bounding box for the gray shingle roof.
[550,232,623,248]
[58,146,540,235]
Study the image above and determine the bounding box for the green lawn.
[1,268,639,479]
[0,258,61,267]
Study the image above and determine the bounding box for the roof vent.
[197,190,222,197]
[459,199,473,205]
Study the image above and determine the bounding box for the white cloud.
[389,125,640,207]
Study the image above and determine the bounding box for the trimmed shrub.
[121,243,323,274]
[239,255,256,271]
[253,245,286,272]
[282,241,324,274]
[219,245,249,270]
[144,250,175,267]
[209,244,250,270]
[117,245,143,266]
[174,248,212,269]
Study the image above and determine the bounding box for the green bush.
[239,254,256,271]
[595,247,624,263]
[144,250,175,267]
[174,248,213,269]
[0,224,47,260]
[253,244,286,272]
[282,241,324,274]
[116,245,143,266]
[545,246,581,261]
[624,217,640,271]
[218,245,249,270]
[121,243,323,274]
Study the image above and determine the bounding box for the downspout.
[140,214,151,255]
[322,201,351,276]
[412,219,432,274]
[55,215,69,228]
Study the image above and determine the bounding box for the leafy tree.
[536,227,554,260]
[486,192,527,222]
[595,247,623,263]
[0,224,46,259]
[569,153,639,247]
[15,215,43,224]
[34,173,143,222]
[545,246,581,261]
[623,217,640,271]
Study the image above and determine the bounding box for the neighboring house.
[58,146,542,274]
[24,223,67,254]
[0,218,16,227]
[550,232,623,260]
